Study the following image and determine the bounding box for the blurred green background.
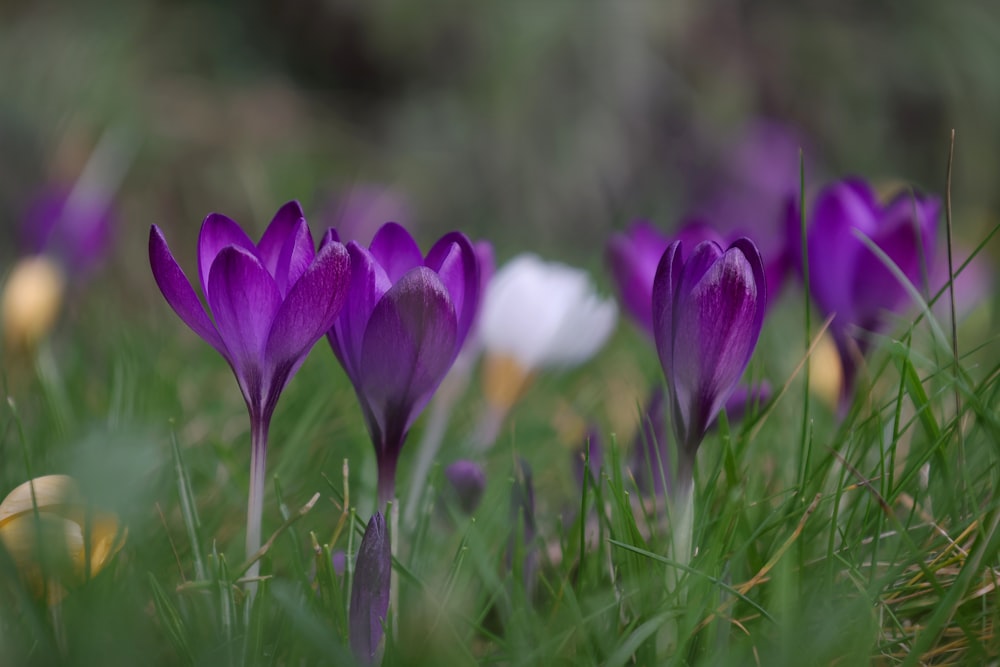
[4,0,1000,267]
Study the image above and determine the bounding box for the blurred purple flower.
[444,460,486,515]
[350,512,391,664]
[930,244,992,323]
[652,238,766,486]
[149,201,351,582]
[318,184,411,248]
[325,223,480,507]
[21,185,114,276]
[693,119,814,300]
[607,219,724,338]
[798,178,939,404]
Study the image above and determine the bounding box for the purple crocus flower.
[444,460,486,515]
[21,186,115,276]
[325,223,480,508]
[652,238,766,488]
[149,201,351,582]
[350,512,391,664]
[799,178,939,405]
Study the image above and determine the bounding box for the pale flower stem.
[245,418,268,597]
[404,393,453,527]
[470,403,507,454]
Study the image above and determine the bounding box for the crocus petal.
[206,246,282,390]
[328,243,392,383]
[368,222,424,283]
[544,294,618,367]
[606,221,670,336]
[651,241,684,382]
[265,239,350,376]
[425,232,481,345]
[349,512,390,664]
[256,200,307,276]
[359,267,459,440]
[272,217,316,297]
[672,245,762,444]
[149,226,226,356]
[197,213,257,295]
[444,460,486,514]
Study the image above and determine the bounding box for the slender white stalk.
[403,395,453,526]
[470,403,507,453]
[245,420,268,597]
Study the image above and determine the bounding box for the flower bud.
[2,256,66,350]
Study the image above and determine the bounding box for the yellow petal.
[0,475,81,528]
[481,353,534,411]
[0,512,85,597]
[1,256,66,350]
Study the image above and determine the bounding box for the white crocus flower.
[473,253,617,449]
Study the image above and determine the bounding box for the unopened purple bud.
[444,460,486,514]
[349,512,391,664]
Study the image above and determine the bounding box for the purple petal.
[359,267,459,444]
[349,512,390,664]
[672,245,763,444]
[148,225,226,356]
[807,180,878,324]
[197,213,257,296]
[273,217,316,297]
[425,232,480,346]
[206,246,281,390]
[474,241,496,292]
[266,240,350,377]
[651,241,684,382]
[677,240,726,300]
[606,221,669,336]
[368,222,423,283]
[257,201,307,277]
[444,460,486,514]
[328,243,392,384]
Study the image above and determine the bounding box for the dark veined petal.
[424,232,480,346]
[327,242,392,385]
[206,246,282,379]
[671,245,762,445]
[359,266,458,443]
[197,213,257,296]
[651,241,684,383]
[368,222,423,283]
[272,217,316,297]
[148,225,226,356]
[265,239,350,373]
[256,200,307,277]
[676,240,725,305]
[730,238,767,353]
[349,512,390,665]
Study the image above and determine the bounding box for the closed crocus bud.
[2,256,66,351]
[479,254,617,412]
[444,460,486,515]
[0,475,126,603]
[350,512,391,664]
[652,238,766,489]
[801,178,939,407]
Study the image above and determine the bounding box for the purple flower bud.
[652,238,767,465]
[150,202,351,430]
[798,178,939,403]
[350,512,391,664]
[444,460,486,514]
[325,223,480,507]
